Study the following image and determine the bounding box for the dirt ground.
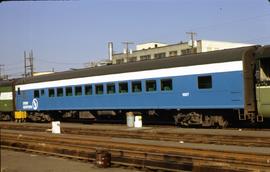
[1,149,142,172]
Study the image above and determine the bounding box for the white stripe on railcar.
[16,61,242,91]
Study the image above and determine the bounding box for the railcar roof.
[256,45,270,59]
[16,46,256,85]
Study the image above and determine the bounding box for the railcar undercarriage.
[9,108,269,128]
[0,112,12,121]
[174,112,228,128]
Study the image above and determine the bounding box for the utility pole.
[122,41,134,61]
[0,64,4,80]
[186,32,197,48]
[24,50,34,77]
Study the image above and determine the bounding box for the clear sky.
[0,0,270,78]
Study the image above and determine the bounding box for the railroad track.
[1,122,270,147]
[1,129,270,172]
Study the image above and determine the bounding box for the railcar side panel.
[15,71,244,112]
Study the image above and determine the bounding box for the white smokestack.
[108,42,113,61]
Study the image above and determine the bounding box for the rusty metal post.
[95,149,111,168]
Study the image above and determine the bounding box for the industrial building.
[111,40,252,64]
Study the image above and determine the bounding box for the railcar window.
[49,88,55,97]
[260,58,270,81]
[85,85,92,95]
[34,90,40,98]
[75,86,82,96]
[95,84,104,95]
[22,92,26,99]
[107,83,115,94]
[161,79,173,91]
[119,82,128,93]
[132,81,142,93]
[57,88,63,97]
[40,89,45,96]
[198,76,212,89]
[66,87,73,96]
[146,80,156,92]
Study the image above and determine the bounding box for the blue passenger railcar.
[16,71,243,110]
[15,46,269,127]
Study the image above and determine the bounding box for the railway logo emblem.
[32,99,39,110]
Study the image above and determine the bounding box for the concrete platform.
[1,149,141,172]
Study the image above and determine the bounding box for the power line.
[189,12,270,32]
[241,35,270,44]
[0,0,67,2]
[1,62,23,67]
[7,72,24,77]
[4,66,23,72]
[36,58,85,65]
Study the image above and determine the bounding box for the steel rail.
[1,123,270,147]
[1,130,270,172]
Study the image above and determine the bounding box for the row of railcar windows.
[33,79,173,98]
[32,75,212,98]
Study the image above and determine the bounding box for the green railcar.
[0,80,14,120]
[255,46,270,120]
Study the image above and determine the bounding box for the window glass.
[161,79,173,91]
[154,52,166,59]
[259,58,270,81]
[75,86,82,96]
[181,48,197,55]
[119,82,128,93]
[146,80,156,92]
[128,57,137,62]
[198,76,212,89]
[107,83,115,94]
[116,59,124,64]
[40,89,45,96]
[95,84,104,95]
[49,88,55,97]
[140,55,151,61]
[57,88,63,97]
[85,85,92,95]
[66,87,73,96]
[132,81,142,93]
[34,90,39,98]
[169,51,177,57]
